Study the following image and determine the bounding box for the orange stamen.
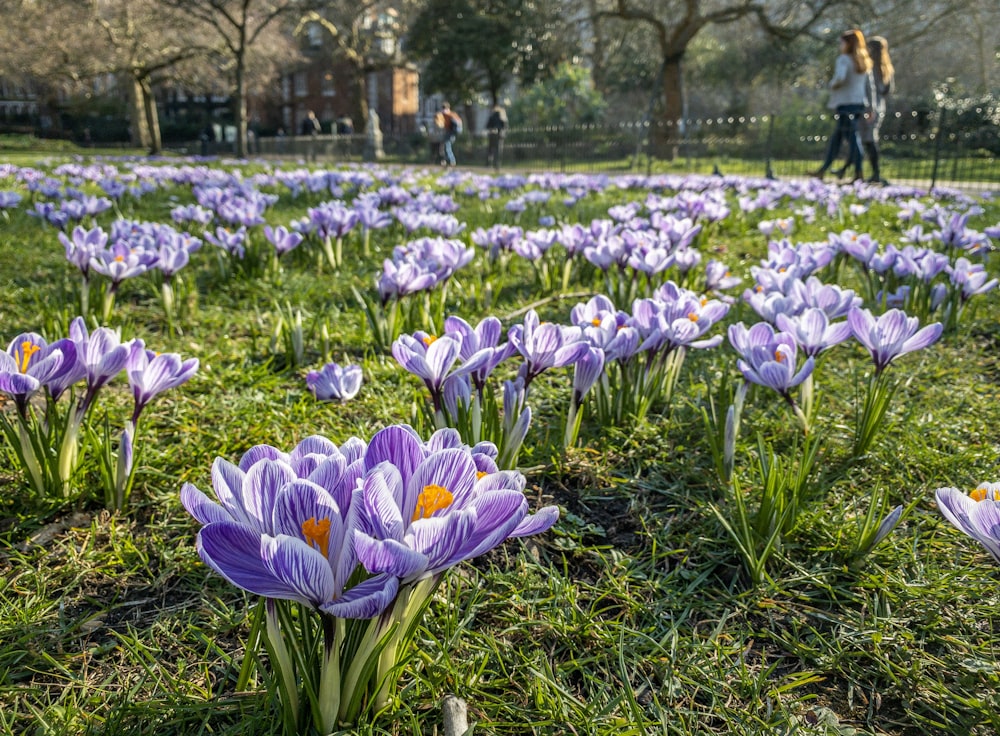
[970,487,1000,502]
[412,483,453,521]
[301,517,331,557]
[422,334,437,346]
[17,342,41,372]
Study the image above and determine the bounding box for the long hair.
[841,29,873,74]
[868,36,895,84]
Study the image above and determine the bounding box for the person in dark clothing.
[302,110,321,162]
[485,103,508,169]
[199,123,216,156]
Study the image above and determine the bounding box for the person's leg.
[845,107,864,179]
[814,111,847,175]
[865,142,880,182]
[444,136,456,166]
[866,116,884,183]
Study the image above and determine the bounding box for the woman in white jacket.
[811,29,873,183]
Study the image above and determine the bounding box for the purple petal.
[361,463,405,539]
[242,460,296,534]
[353,532,429,578]
[412,510,478,572]
[510,505,560,537]
[364,424,425,487]
[407,448,478,518]
[272,479,344,559]
[262,534,336,606]
[319,573,399,619]
[197,522,301,600]
[181,482,232,525]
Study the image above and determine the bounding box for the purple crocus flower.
[377,258,439,304]
[89,241,156,286]
[788,277,862,320]
[392,333,488,412]
[442,315,516,392]
[75,319,132,390]
[775,308,853,358]
[471,224,524,260]
[309,201,359,240]
[847,308,943,375]
[949,257,999,303]
[351,425,559,584]
[635,286,729,354]
[181,440,399,618]
[60,225,108,280]
[264,224,305,257]
[0,333,73,415]
[728,322,782,363]
[306,362,363,402]
[356,203,393,232]
[507,310,589,388]
[205,226,247,258]
[0,191,22,209]
[171,204,214,225]
[572,346,605,403]
[736,330,815,403]
[833,231,878,263]
[936,484,1000,563]
[703,259,742,295]
[126,339,199,423]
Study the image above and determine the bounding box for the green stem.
[317,614,342,734]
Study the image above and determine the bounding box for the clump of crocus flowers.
[0,317,197,509]
[181,424,558,733]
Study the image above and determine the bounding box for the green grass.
[1,156,1000,735]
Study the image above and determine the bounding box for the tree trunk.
[653,54,685,160]
[234,51,248,158]
[354,65,368,133]
[140,77,162,154]
[127,75,152,150]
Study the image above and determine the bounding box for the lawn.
[1,153,999,736]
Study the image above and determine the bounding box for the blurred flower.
[848,308,943,375]
[306,362,363,402]
[936,484,1000,563]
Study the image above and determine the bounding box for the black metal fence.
[179,107,998,191]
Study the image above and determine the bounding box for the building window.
[322,73,335,97]
[307,23,323,48]
[294,72,307,98]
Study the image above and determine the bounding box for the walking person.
[485,103,508,170]
[830,35,895,183]
[441,101,462,167]
[429,107,446,165]
[811,29,873,183]
[860,36,894,183]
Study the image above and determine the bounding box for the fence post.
[930,105,945,189]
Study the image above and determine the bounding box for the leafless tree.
[161,0,305,157]
[88,0,209,153]
[590,0,840,153]
[296,1,417,131]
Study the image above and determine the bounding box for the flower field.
[1,156,1000,735]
